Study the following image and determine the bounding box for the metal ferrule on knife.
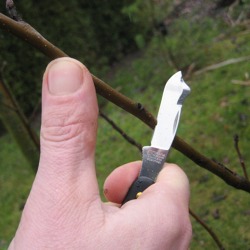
[140,146,169,181]
[122,147,168,204]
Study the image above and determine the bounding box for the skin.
[9,58,192,250]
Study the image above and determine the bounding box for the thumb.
[36,57,99,203]
[10,58,101,248]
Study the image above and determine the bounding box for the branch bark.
[0,13,250,193]
[234,134,248,180]
[0,75,40,170]
[99,111,142,152]
[194,56,250,75]
[189,209,225,250]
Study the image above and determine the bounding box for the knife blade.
[122,71,190,204]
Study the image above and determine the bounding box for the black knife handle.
[122,176,155,205]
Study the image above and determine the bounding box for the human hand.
[9,58,192,250]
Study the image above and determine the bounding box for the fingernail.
[47,60,83,96]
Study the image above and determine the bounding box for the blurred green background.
[1,0,250,249]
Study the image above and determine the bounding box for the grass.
[0,136,34,249]
[1,17,250,249]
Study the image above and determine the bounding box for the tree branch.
[99,111,142,152]
[194,56,250,75]
[189,208,225,250]
[231,79,250,86]
[234,134,248,180]
[0,74,40,170]
[1,13,250,193]
[0,13,156,127]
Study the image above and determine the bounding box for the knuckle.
[42,117,79,143]
[41,107,97,144]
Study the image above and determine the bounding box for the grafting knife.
[122,71,190,204]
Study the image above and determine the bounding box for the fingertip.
[44,58,88,81]
[43,57,94,98]
[40,57,98,146]
[103,161,141,203]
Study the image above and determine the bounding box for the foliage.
[121,0,173,47]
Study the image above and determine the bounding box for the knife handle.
[122,176,155,205]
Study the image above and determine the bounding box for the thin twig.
[231,80,250,86]
[0,74,40,151]
[234,134,248,180]
[0,101,18,111]
[184,63,196,79]
[189,208,225,250]
[99,111,142,152]
[1,13,250,193]
[194,56,250,75]
[28,98,41,123]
